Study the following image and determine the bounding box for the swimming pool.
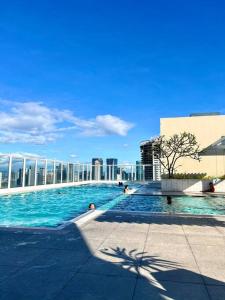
[0,184,130,228]
[0,184,224,228]
[105,194,225,215]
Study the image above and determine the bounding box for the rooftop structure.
[160,114,225,176]
[140,139,161,181]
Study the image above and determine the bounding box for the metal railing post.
[66,163,69,183]
[8,155,12,189]
[44,159,47,185]
[34,159,37,186]
[82,164,84,181]
[53,161,56,184]
[22,158,26,187]
[131,165,133,181]
[143,165,145,182]
[72,164,75,182]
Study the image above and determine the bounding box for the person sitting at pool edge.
[88,203,96,210]
[205,182,215,193]
[123,185,129,193]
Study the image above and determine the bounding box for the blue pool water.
[0,184,224,228]
[107,194,225,215]
[0,184,128,228]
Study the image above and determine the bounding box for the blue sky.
[0,0,225,163]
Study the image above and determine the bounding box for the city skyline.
[0,1,225,161]
[0,154,151,189]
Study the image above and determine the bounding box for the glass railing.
[0,154,161,189]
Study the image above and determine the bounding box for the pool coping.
[0,208,224,233]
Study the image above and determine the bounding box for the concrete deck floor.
[0,211,225,300]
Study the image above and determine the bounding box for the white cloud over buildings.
[0,100,134,144]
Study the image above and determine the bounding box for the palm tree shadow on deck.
[98,245,225,299]
[75,220,225,299]
[0,217,224,299]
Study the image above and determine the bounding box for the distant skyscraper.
[92,158,103,180]
[37,167,45,185]
[106,158,118,180]
[55,164,62,183]
[17,168,23,186]
[140,140,161,181]
[26,165,35,186]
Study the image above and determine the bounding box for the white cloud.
[70,154,78,158]
[79,115,134,137]
[0,100,134,144]
[0,152,43,159]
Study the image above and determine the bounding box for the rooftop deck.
[0,211,224,299]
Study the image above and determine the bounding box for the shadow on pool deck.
[0,212,224,299]
[95,210,225,227]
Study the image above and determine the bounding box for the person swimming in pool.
[167,195,172,205]
[123,185,129,194]
[88,203,96,210]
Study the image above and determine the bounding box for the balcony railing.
[0,154,161,190]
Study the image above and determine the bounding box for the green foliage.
[162,173,207,179]
[203,175,218,180]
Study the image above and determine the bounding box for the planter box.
[161,179,225,192]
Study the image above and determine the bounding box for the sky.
[0,0,225,163]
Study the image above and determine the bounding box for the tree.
[154,132,200,178]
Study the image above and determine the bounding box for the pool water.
[0,184,224,228]
[0,184,129,228]
[106,194,225,215]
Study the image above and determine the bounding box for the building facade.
[92,158,103,180]
[140,140,161,181]
[160,113,225,177]
[106,158,118,180]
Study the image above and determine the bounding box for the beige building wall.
[160,115,225,177]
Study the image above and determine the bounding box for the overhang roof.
[199,136,225,156]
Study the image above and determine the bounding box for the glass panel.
[46,161,54,184]
[68,164,73,182]
[84,164,91,181]
[106,165,118,181]
[102,165,106,181]
[131,165,135,181]
[62,164,68,183]
[25,159,36,186]
[10,158,24,188]
[55,162,62,184]
[121,165,132,181]
[0,156,9,189]
[136,164,144,181]
[79,164,83,181]
[92,163,104,180]
[82,165,85,181]
[73,164,79,182]
[86,164,91,180]
[36,160,46,185]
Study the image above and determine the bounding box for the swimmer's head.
[88,203,96,210]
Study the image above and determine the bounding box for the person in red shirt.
[208,182,215,192]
